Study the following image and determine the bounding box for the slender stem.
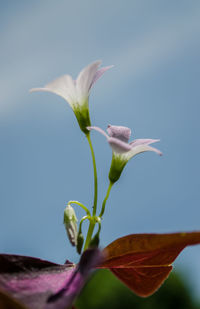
[79,216,90,232]
[83,220,95,251]
[68,200,90,216]
[83,133,98,251]
[99,181,113,218]
[86,133,98,216]
[96,219,101,234]
[78,216,91,235]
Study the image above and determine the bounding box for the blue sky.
[1,0,200,299]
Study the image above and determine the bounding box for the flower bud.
[89,233,100,248]
[76,232,84,254]
[63,205,78,246]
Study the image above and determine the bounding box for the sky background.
[1,0,200,300]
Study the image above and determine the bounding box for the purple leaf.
[45,249,102,309]
[0,289,27,309]
[0,249,102,309]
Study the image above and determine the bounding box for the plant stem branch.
[86,133,98,215]
[78,216,90,233]
[68,201,90,216]
[99,182,113,218]
[83,220,95,251]
[83,133,98,251]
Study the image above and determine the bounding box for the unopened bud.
[89,233,100,248]
[63,205,78,246]
[76,232,84,254]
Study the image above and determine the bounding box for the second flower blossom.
[88,125,162,183]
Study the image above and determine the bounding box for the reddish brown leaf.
[100,232,200,297]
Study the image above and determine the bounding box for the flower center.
[107,125,131,143]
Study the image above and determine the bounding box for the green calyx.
[73,101,91,134]
[109,153,127,183]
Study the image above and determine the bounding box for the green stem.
[78,216,90,233]
[83,220,95,251]
[68,200,90,216]
[83,133,98,251]
[96,218,101,234]
[86,133,98,216]
[99,181,113,218]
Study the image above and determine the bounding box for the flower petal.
[107,125,131,142]
[30,75,77,108]
[125,144,162,160]
[130,139,160,147]
[76,61,101,102]
[91,65,114,88]
[108,137,132,154]
[87,126,109,139]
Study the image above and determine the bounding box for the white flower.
[87,125,162,183]
[30,61,113,133]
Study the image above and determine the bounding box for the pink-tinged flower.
[30,61,113,134]
[87,125,162,183]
